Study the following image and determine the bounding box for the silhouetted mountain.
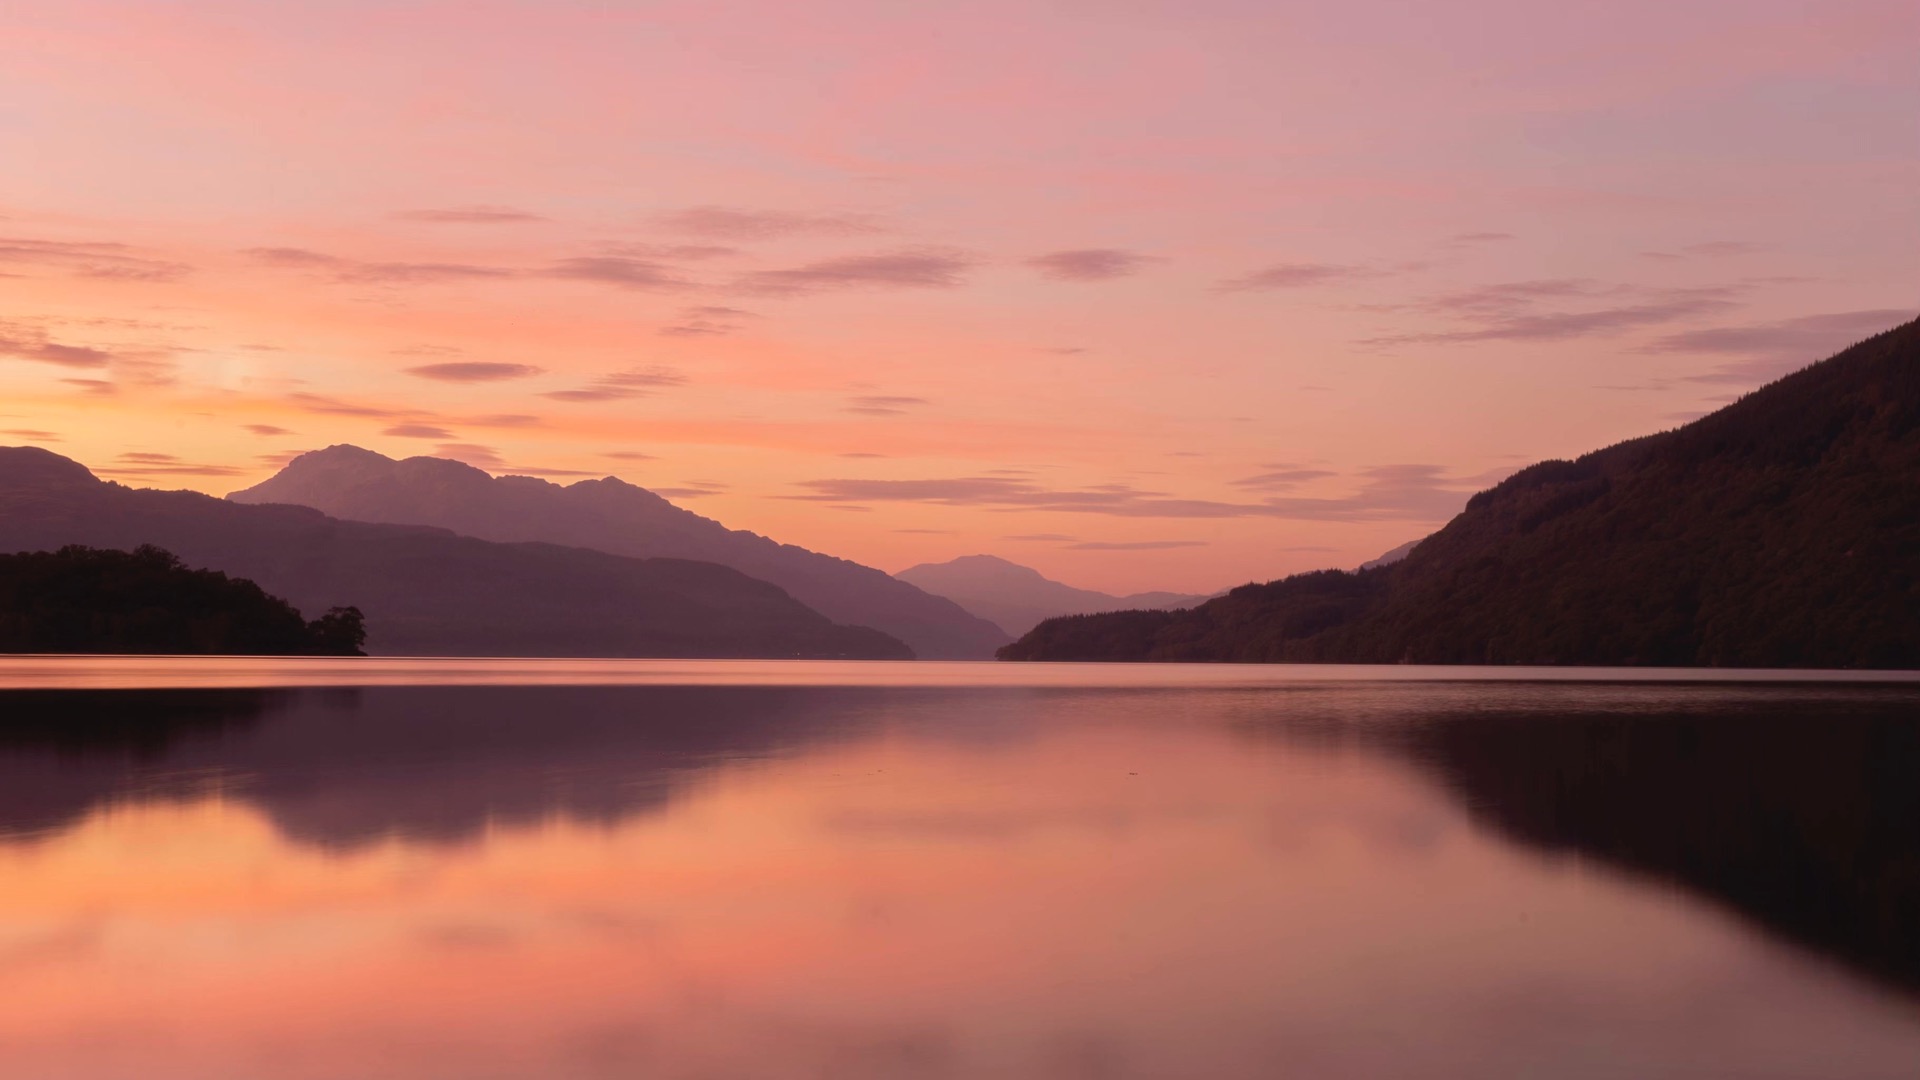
[0,448,910,659]
[0,544,365,655]
[895,554,1212,637]
[1004,314,1920,667]
[229,447,1008,659]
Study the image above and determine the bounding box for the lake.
[1,659,1917,1079]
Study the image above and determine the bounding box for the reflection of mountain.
[0,685,886,848]
[1227,684,1920,997]
[0,689,278,838]
[231,446,1009,659]
[0,447,910,659]
[14,680,1920,1003]
[1403,696,1920,995]
[895,555,1212,637]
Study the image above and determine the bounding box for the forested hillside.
[1004,315,1920,668]
[0,545,365,655]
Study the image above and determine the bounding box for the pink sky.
[2,0,1915,593]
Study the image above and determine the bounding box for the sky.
[1,0,1915,594]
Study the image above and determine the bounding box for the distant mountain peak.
[0,446,915,659]
[902,553,1050,582]
[1360,538,1424,570]
[896,554,1211,637]
[229,447,1009,658]
[945,553,1022,566]
[312,443,395,462]
[0,446,102,490]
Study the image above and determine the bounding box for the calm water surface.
[1,660,1917,1079]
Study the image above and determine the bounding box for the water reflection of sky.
[1,673,1918,1078]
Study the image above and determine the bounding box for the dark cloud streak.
[404,362,544,383]
[393,206,547,224]
[738,249,975,295]
[1217,263,1369,292]
[790,465,1474,522]
[658,206,884,241]
[1027,249,1157,282]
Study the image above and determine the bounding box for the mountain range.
[0,447,910,659]
[1003,314,1920,668]
[894,554,1212,637]
[230,446,1007,659]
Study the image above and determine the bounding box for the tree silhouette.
[0,545,368,656]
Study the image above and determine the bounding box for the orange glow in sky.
[2,0,1916,592]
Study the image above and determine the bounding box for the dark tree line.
[0,545,366,656]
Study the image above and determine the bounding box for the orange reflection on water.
[6,655,1920,691]
[0,684,1917,1079]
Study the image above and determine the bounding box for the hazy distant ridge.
[0,448,911,660]
[895,554,1212,637]
[231,447,1008,659]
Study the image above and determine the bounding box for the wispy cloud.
[1230,466,1339,491]
[465,413,543,428]
[653,480,729,499]
[244,247,341,268]
[1068,540,1207,550]
[404,361,544,383]
[603,242,741,261]
[243,247,511,284]
[383,423,454,438]
[543,366,688,403]
[658,206,884,241]
[99,452,247,479]
[543,388,632,403]
[547,256,692,290]
[789,464,1475,521]
[0,332,113,369]
[1644,240,1767,260]
[1425,279,1598,315]
[1644,308,1915,385]
[739,248,975,294]
[1217,263,1369,292]
[433,443,505,469]
[0,318,180,390]
[845,395,930,416]
[392,205,547,224]
[1445,232,1515,246]
[1026,249,1157,282]
[286,392,405,418]
[659,305,758,338]
[1366,283,1742,346]
[0,236,190,282]
[347,262,511,284]
[244,424,292,436]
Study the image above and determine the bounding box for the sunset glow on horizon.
[4,0,1916,593]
